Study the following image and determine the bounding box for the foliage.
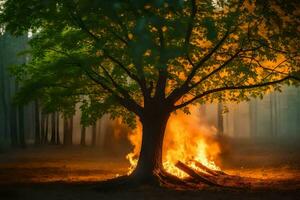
[0,0,299,126]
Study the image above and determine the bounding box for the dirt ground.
[0,138,300,200]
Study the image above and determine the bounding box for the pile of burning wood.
[174,160,249,188]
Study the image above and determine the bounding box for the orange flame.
[126,106,221,178]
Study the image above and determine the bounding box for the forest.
[0,0,300,200]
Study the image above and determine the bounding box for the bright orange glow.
[126,106,221,178]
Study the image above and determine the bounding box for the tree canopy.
[1,0,299,126]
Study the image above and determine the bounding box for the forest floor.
[0,138,300,200]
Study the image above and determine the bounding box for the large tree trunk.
[131,110,170,183]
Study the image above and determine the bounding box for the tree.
[63,116,73,146]
[91,123,97,147]
[80,125,86,146]
[40,111,46,144]
[44,113,49,143]
[0,33,28,147]
[50,112,56,144]
[1,0,300,185]
[18,99,26,148]
[249,99,258,137]
[56,112,60,144]
[217,103,224,136]
[0,36,9,140]
[34,100,41,145]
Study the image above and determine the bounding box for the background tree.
[0,33,28,148]
[34,100,41,145]
[63,116,73,146]
[217,103,224,136]
[1,0,299,184]
[91,123,97,147]
[80,125,86,146]
[56,112,60,145]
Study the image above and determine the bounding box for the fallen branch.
[175,161,220,186]
[192,160,227,176]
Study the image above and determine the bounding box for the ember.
[126,106,222,178]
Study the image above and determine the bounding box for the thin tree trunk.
[56,112,60,144]
[41,113,45,144]
[34,100,40,145]
[80,126,86,146]
[270,93,278,137]
[217,103,224,136]
[8,78,18,147]
[233,106,239,137]
[9,102,18,147]
[44,114,49,144]
[18,104,26,148]
[249,99,258,137]
[63,116,73,145]
[50,113,56,144]
[69,116,73,145]
[63,117,68,145]
[0,60,9,139]
[91,123,97,146]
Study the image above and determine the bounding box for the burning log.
[175,161,220,186]
[192,160,227,176]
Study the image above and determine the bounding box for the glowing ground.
[0,139,299,200]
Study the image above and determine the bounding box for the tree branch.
[80,64,143,116]
[189,49,242,89]
[47,47,143,116]
[166,30,232,104]
[173,75,295,110]
[99,64,133,100]
[65,1,148,99]
[184,0,197,50]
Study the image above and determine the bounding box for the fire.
[126,106,221,178]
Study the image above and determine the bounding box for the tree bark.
[131,109,170,182]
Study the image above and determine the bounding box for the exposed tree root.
[94,171,242,192]
[95,164,249,191]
